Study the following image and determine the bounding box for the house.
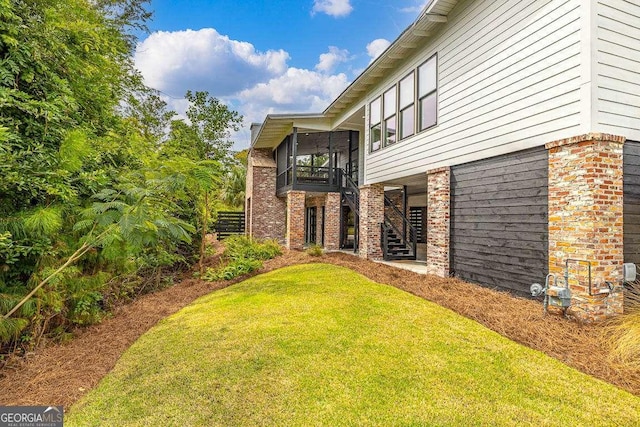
[245,0,640,321]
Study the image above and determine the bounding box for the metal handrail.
[383,194,417,257]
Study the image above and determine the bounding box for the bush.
[306,244,323,257]
[223,236,281,261]
[202,236,282,281]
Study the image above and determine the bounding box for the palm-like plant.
[221,166,246,209]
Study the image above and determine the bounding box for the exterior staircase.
[339,169,360,251]
[337,169,416,260]
[382,195,417,260]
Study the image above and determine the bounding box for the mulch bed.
[1,250,638,408]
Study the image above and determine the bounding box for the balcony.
[275,130,359,196]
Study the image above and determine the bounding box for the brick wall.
[246,148,286,243]
[286,190,306,250]
[384,189,405,235]
[359,184,384,259]
[546,133,625,322]
[426,167,450,277]
[324,192,341,250]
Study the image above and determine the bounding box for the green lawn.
[67,264,640,426]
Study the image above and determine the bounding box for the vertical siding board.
[451,147,549,294]
[624,141,640,264]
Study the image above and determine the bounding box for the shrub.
[202,236,282,281]
[202,259,263,281]
[223,236,281,261]
[306,244,323,257]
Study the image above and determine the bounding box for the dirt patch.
[0,250,638,407]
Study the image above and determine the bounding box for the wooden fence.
[214,211,245,240]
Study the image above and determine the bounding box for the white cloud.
[366,38,391,63]
[312,0,353,17]
[134,28,353,150]
[315,46,350,73]
[400,1,430,13]
[236,68,349,122]
[134,29,289,98]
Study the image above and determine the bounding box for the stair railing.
[339,169,360,251]
[383,194,417,259]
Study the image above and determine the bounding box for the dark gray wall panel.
[624,141,640,264]
[451,147,549,294]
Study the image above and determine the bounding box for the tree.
[161,91,243,164]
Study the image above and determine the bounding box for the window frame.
[398,70,415,141]
[382,85,397,147]
[369,96,382,152]
[417,54,438,132]
[366,52,438,153]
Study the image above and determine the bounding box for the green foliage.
[202,259,263,281]
[0,0,243,354]
[202,237,282,281]
[305,244,324,257]
[222,236,282,261]
[220,165,246,208]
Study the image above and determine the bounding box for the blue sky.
[135,0,427,148]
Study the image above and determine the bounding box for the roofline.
[250,113,327,149]
[323,0,448,116]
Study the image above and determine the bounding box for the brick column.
[426,167,450,277]
[324,192,341,250]
[546,133,625,321]
[246,148,286,243]
[359,184,384,259]
[286,190,306,250]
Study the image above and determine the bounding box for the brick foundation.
[426,167,450,277]
[286,190,306,250]
[324,193,341,250]
[245,148,286,243]
[359,184,384,259]
[546,133,625,322]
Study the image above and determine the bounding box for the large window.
[370,97,381,152]
[399,72,415,140]
[383,86,397,146]
[367,53,437,152]
[418,55,437,131]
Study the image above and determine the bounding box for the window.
[370,97,381,152]
[383,86,397,146]
[399,72,415,139]
[367,53,437,152]
[418,55,437,131]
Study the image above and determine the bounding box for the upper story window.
[370,97,381,152]
[418,55,437,131]
[368,53,437,153]
[383,86,397,146]
[399,72,415,140]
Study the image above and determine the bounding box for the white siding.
[595,0,640,140]
[365,0,583,184]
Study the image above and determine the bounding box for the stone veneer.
[359,184,384,259]
[286,190,306,250]
[426,167,450,277]
[546,133,625,322]
[245,148,286,243]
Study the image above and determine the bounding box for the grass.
[67,264,640,426]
